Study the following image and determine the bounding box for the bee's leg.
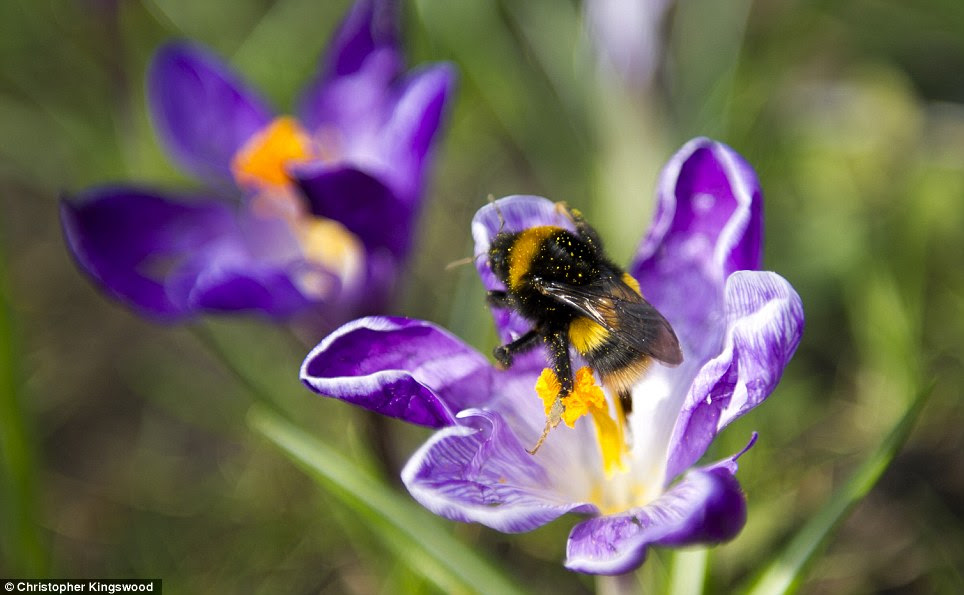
[556,202,603,248]
[486,290,510,308]
[545,328,574,397]
[492,329,539,369]
[528,328,572,455]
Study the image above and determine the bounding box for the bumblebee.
[486,202,683,452]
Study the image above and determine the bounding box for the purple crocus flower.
[61,0,455,324]
[300,138,804,574]
[584,0,673,87]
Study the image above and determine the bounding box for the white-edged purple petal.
[300,316,493,427]
[402,408,596,533]
[148,42,274,186]
[565,462,747,575]
[60,187,312,320]
[664,271,804,480]
[471,196,576,343]
[630,138,763,360]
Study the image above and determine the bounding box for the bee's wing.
[538,277,683,366]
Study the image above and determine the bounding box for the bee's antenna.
[444,253,485,270]
[488,194,505,233]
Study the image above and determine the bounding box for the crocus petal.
[664,271,804,480]
[565,464,746,575]
[402,409,596,533]
[298,0,403,133]
[630,138,763,358]
[584,0,672,87]
[61,187,319,319]
[300,316,493,427]
[471,195,576,343]
[294,165,413,259]
[148,42,274,185]
[61,187,237,319]
[324,0,399,79]
[172,256,310,318]
[375,63,457,203]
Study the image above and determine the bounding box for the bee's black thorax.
[490,226,619,325]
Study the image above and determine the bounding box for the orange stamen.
[231,117,316,188]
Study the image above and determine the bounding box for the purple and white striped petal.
[565,463,747,575]
[148,43,273,186]
[664,271,804,480]
[402,409,596,533]
[630,138,763,361]
[300,317,492,427]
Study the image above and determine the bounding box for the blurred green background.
[1,0,962,592]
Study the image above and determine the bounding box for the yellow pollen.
[232,116,316,188]
[533,367,628,475]
[535,367,562,414]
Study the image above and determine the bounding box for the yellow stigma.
[232,117,316,188]
[588,402,628,476]
[533,367,628,475]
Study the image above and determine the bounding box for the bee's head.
[487,231,516,283]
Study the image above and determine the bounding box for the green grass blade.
[744,383,934,595]
[0,244,45,575]
[249,404,526,595]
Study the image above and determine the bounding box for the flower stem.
[668,547,709,595]
[596,572,641,595]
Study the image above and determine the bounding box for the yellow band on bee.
[621,272,642,296]
[568,316,609,354]
[507,226,557,289]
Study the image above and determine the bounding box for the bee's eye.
[488,249,508,277]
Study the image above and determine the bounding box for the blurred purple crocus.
[300,138,804,574]
[584,0,673,88]
[61,0,455,325]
